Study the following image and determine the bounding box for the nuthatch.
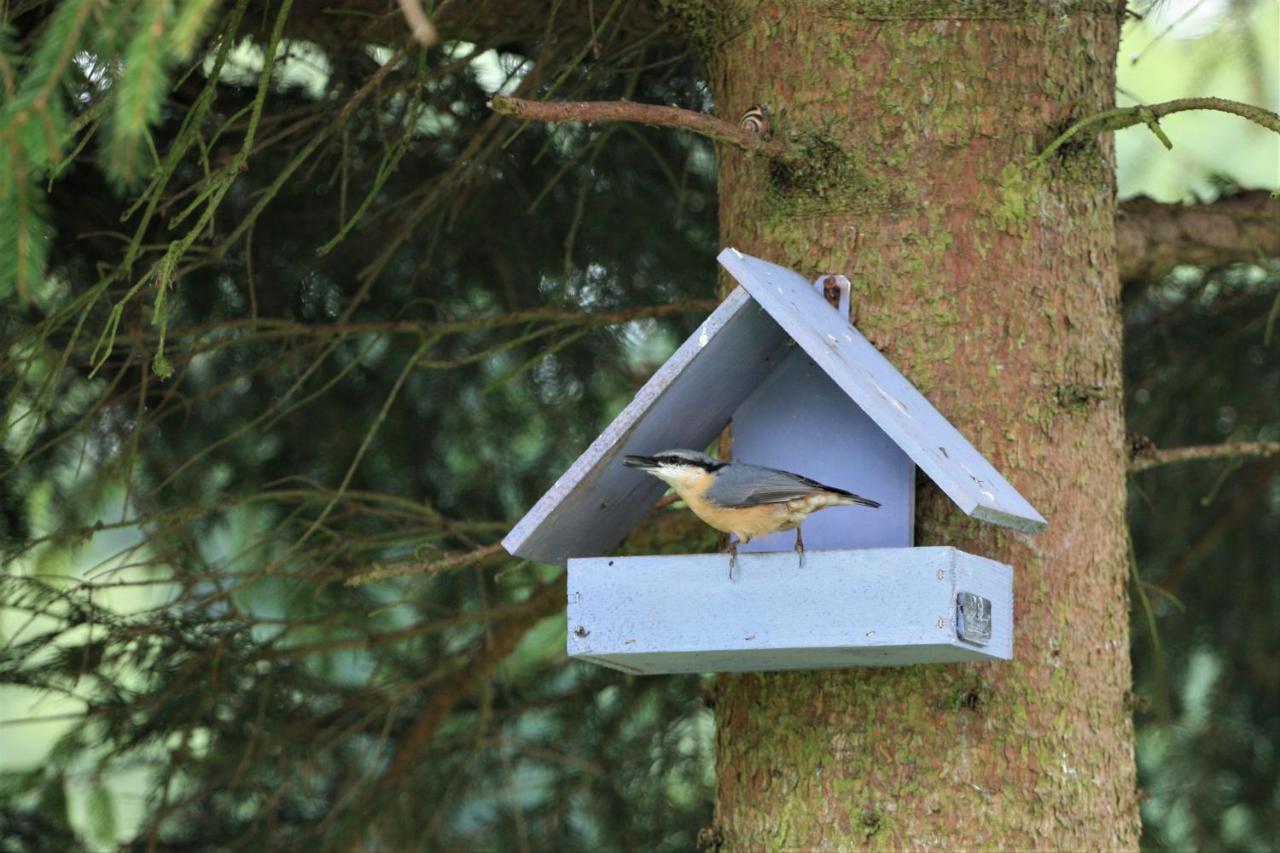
[624,449,880,575]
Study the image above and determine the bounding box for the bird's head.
[623,448,725,491]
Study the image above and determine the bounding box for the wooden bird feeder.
[502,249,1047,674]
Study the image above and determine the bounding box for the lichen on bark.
[706,0,1140,848]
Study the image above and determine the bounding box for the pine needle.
[107,0,172,189]
[168,0,221,61]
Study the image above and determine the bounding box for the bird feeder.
[502,249,1046,674]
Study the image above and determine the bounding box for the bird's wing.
[705,463,847,508]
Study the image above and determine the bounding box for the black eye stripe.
[656,455,724,471]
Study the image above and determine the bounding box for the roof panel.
[717,248,1047,535]
[502,288,791,565]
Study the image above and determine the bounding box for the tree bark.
[708,1,1139,848]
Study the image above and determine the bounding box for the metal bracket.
[813,274,851,317]
[955,591,992,646]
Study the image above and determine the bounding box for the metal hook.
[813,274,852,318]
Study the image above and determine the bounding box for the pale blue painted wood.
[718,248,1048,534]
[504,248,1047,568]
[732,347,915,551]
[567,547,1012,674]
[502,288,791,565]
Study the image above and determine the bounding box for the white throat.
[652,464,704,494]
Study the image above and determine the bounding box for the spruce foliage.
[0,0,1275,849]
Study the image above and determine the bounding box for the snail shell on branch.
[738,105,770,136]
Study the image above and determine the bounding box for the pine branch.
[1130,440,1280,473]
[346,543,506,586]
[489,95,799,162]
[0,0,98,298]
[0,138,49,301]
[377,578,564,787]
[3,0,95,168]
[1036,97,1280,164]
[1117,191,1280,284]
[108,0,172,188]
[0,26,17,100]
[1155,456,1280,592]
[169,0,223,60]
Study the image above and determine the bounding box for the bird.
[623,448,880,576]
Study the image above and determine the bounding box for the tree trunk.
[709,1,1140,847]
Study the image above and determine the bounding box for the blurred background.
[0,0,1276,849]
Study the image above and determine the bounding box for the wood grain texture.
[709,0,1139,848]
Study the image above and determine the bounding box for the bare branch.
[1155,457,1280,592]
[1130,440,1280,473]
[261,592,558,660]
[653,493,680,511]
[1036,97,1280,164]
[1117,191,1280,284]
[489,95,800,162]
[346,543,506,586]
[378,578,564,787]
[395,0,438,46]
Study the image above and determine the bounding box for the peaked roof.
[502,249,1046,566]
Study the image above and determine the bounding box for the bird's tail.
[827,488,881,509]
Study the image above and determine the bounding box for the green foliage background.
[0,0,1276,849]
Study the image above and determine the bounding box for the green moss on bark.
[710,0,1138,848]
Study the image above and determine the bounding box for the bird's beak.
[623,454,658,470]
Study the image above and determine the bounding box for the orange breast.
[676,474,846,543]
[689,501,795,543]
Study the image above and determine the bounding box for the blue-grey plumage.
[704,460,881,510]
[623,448,880,575]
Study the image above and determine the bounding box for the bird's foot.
[727,541,738,580]
[794,528,805,569]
